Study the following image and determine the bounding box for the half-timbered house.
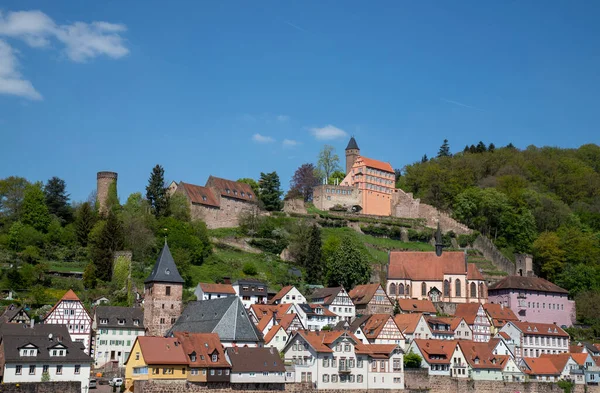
[43,290,92,355]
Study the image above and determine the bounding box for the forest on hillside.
[398,142,600,334]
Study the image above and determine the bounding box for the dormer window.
[212,354,218,362]
[474,357,480,364]
[233,190,238,195]
[133,319,139,326]
[249,194,253,199]
[190,352,196,362]
[100,319,109,325]
[226,189,231,194]
[241,192,245,197]
[118,319,125,325]
[202,195,207,201]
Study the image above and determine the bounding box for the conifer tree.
[258,172,283,211]
[305,224,323,284]
[488,143,496,152]
[21,182,51,232]
[393,299,401,315]
[91,210,124,282]
[437,139,451,158]
[146,164,169,218]
[325,236,370,289]
[75,202,96,247]
[421,154,428,163]
[44,177,72,223]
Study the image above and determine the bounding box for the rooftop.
[488,276,569,294]
[388,251,484,281]
[145,242,184,284]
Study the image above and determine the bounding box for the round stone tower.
[345,136,360,175]
[97,171,118,214]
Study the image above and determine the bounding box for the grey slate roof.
[0,324,91,363]
[226,347,285,373]
[310,287,343,305]
[0,304,29,323]
[346,136,359,150]
[145,242,184,284]
[95,306,144,329]
[168,297,263,343]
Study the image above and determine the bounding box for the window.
[43,365,49,373]
[133,319,139,326]
[421,282,427,296]
[29,365,36,375]
[160,318,165,324]
[323,374,329,383]
[344,344,351,352]
[211,370,215,376]
[398,284,404,296]
[331,374,338,383]
[75,365,81,374]
[153,368,159,375]
[455,279,461,297]
[444,280,450,297]
[16,365,22,375]
[212,354,218,362]
[56,365,63,375]
[166,286,171,296]
[357,375,363,383]
[389,283,396,296]
[470,282,477,297]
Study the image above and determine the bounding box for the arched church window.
[421,282,427,297]
[443,280,450,297]
[470,282,477,298]
[398,284,404,297]
[455,279,461,297]
[389,283,396,296]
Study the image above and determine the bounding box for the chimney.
[30,319,34,329]
[223,277,231,285]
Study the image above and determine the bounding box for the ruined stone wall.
[0,382,81,393]
[189,198,257,229]
[472,235,515,276]
[312,185,361,211]
[283,199,307,214]
[144,282,183,336]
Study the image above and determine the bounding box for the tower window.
[166,286,171,296]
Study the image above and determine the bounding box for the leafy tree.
[258,172,283,211]
[404,352,422,368]
[317,145,341,182]
[557,264,600,297]
[21,182,51,232]
[44,177,73,223]
[146,164,169,218]
[159,216,212,267]
[83,262,97,289]
[393,300,401,316]
[122,193,157,261]
[305,224,323,284]
[8,221,25,251]
[243,262,258,275]
[325,236,370,289]
[287,220,312,265]
[394,169,402,183]
[437,139,451,158]
[113,255,131,290]
[532,232,565,281]
[329,170,346,186]
[168,192,191,222]
[237,178,260,196]
[574,290,600,325]
[0,176,30,221]
[91,210,124,282]
[75,202,96,247]
[289,163,320,201]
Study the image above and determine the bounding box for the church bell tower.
[345,136,360,175]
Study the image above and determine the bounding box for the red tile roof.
[512,321,569,337]
[172,332,230,368]
[394,313,425,335]
[569,345,584,353]
[538,353,572,373]
[206,176,256,203]
[310,287,343,305]
[62,289,80,301]
[137,336,188,365]
[44,289,89,320]
[570,353,590,366]
[278,313,301,330]
[523,357,560,376]
[388,251,484,281]
[264,325,286,344]
[199,283,236,294]
[412,339,458,364]
[180,182,219,207]
[348,283,386,305]
[488,276,568,294]
[457,341,505,369]
[269,286,294,304]
[483,303,519,328]
[356,156,394,173]
[453,303,483,325]
[362,314,402,340]
[397,299,437,314]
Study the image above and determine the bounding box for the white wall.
[3,363,91,393]
[95,327,145,367]
[230,371,286,384]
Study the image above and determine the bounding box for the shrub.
[404,352,422,368]
[242,262,258,276]
[407,228,434,242]
[249,238,289,254]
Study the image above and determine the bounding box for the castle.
[312,137,471,234]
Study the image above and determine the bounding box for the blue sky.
[1,1,599,202]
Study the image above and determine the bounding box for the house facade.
[488,276,575,327]
[43,289,92,355]
[233,279,268,307]
[310,287,355,322]
[226,347,286,386]
[298,304,338,331]
[269,286,306,306]
[360,314,405,345]
[348,283,393,315]
[93,306,145,368]
[454,303,491,342]
[0,305,31,324]
[386,251,487,304]
[194,283,236,301]
[407,339,456,376]
[0,324,92,393]
[394,313,433,347]
[499,321,570,360]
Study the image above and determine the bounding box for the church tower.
[345,136,360,175]
[143,241,184,336]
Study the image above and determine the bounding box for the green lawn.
[46,261,87,273]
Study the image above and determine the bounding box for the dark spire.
[346,136,359,151]
[144,242,184,284]
[435,222,443,257]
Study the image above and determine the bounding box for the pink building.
[488,276,575,328]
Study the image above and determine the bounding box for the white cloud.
[0,10,129,99]
[0,40,42,100]
[282,139,299,147]
[309,124,348,140]
[277,115,289,122]
[252,133,275,143]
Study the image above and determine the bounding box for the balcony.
[338,365,351,373]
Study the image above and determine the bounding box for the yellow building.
[124,336,188,391]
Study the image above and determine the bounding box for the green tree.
[305,224,323,284]
[113,255,131,290]
[557,264,600,297]
[237,178,260,196]
[44,177,73,223]
[287,220,312,266]
[437,139,451,158]
[21,182,51,232]
[0,176,30,221]
[243,262,258,275]
[325,236,370,289]
[532,232,565,282]
[91,210,124,282]
[146,164,170,218]
[404,352,422,368]
[83,262,97,289]
[75,202,96,247]
[317,145,341,182]
[258,172,283,211]
[329,170,346,186]
[169,192,191,222]
[289,163,320,201]
[421,154,428,163]
[393,300,401,315]
[8,221,25,251]
[122,193,157,261]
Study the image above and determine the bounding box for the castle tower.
[143,241,184,336]
[96,171,118,215]
[345,137,360,175]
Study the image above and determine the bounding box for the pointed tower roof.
[61,289,81,301]
[346,136,359,150]
[145,242,185,284]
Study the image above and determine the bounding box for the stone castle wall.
[472,235,515,276]
[97,171,117,215]
[144,282,183,336]
[283,199,307,214]
[312,185,361,212]
[0,382,81,393]
[188,196,257,229]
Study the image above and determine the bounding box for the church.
[386,240,488,304]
